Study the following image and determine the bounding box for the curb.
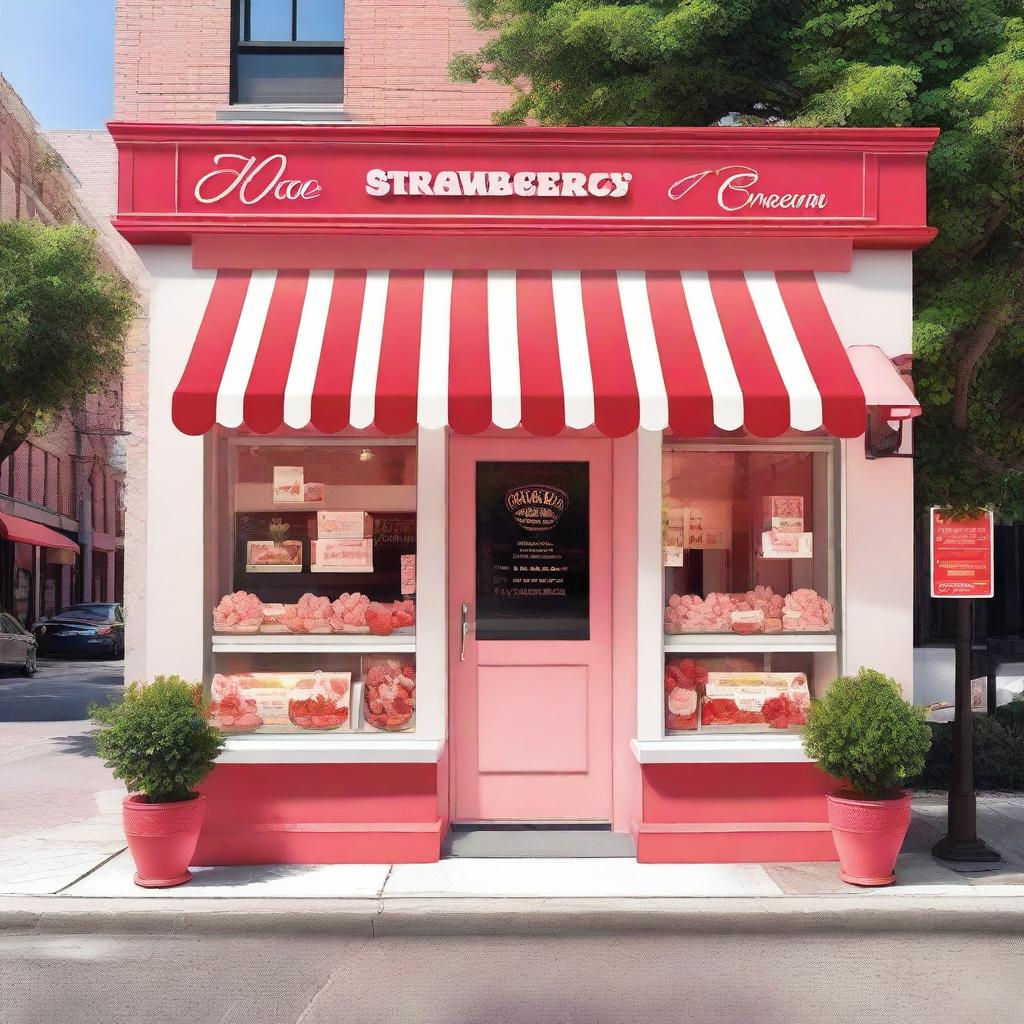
[2,895,1024,937]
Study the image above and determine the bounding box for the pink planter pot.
[122,794,206,888]
[826,789,912,887]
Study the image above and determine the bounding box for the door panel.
[449,436,613,823]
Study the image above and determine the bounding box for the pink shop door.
[449,436,613,822]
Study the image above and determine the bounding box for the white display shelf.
[631,735,813,764]
[213,634,416,655]
[218,735,443,764]
[664,632,837,654]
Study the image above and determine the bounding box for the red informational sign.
[930,508,994,599]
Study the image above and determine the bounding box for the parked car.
[0,611,38,676]
[32,603,125,659]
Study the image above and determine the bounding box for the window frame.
[231,0,345,106]
[658,435,843,740]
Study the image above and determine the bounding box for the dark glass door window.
[475,462,590,641]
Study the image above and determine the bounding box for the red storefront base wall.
[633,763,838,864]
[193,760,448,865]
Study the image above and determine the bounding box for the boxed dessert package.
[701,672,810,731]
[318,510,371,539]
[246,540,303,572]
[761,530,813,559]
[208,671,352,732]
[273,466,304,503]
[303,482,325,504]
[311,539,374,572]
[762,495,804,532]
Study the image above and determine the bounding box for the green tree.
[453,1,1024,517]
[0,220,136,464]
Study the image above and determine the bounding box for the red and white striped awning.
[172,269,919,439]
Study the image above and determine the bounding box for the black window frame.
[231,0,345,106]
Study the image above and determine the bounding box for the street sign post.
[930,507,1000,864]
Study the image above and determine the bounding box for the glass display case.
[661,441,839,736]
[209,436,418,735]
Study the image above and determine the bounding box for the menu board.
[475,462,589,641]
[930,508,994,599]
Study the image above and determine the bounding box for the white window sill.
[216,104,352,124]
[631,735,814,764]
[218,735,444,764]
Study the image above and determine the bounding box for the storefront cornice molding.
[108,122,940,153]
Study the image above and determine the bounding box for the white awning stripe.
[680,271,744,431]
[417,269,453,430]
[216,268,277,428]
[282,269,333,429]
[487,270,522,430]
[550,270,596,430]
[617,270,669,431]
[348,269,389,429]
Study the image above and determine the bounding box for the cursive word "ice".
[194,154,323,205]
[667,165,827,212]
[366,168,632,198]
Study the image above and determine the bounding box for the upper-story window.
[233,0,345,105]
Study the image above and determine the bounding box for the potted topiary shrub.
[803,668,931,887]
[91,676,224,888]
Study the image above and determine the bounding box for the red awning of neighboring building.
[0,513,80,554]
[171,268,921,440]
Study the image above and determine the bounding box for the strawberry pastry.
[782,589,834,631]
[329,592,370,632]
[365,600,416,636]
[282,593,334,633]
[213,591,263,634]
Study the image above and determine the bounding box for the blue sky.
[0,0,115,129]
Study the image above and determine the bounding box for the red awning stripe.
[171,269,251,437]
[0,513,80,553]
[170,268,914,439]
[775,271,867,437]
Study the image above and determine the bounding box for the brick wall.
[115,0,232,122]
[342,0,508,124]
[114,0,508,124]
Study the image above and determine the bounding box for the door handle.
[460,601,470,662]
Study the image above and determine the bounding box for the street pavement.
[1,657,1024,1024]
[0,922,1021,1023]
[0,658,126,893]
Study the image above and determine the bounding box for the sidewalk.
[2,795,1023,910]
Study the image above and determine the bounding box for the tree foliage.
[0,220,136,464]
[454,2,1024,517]
[90,676,224,804]
[803,668,932,798]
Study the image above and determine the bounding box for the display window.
[661,441,839,737]
[209,437,417,735]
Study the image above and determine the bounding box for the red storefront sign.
[930,508,994,599]
[111,124,938,262]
